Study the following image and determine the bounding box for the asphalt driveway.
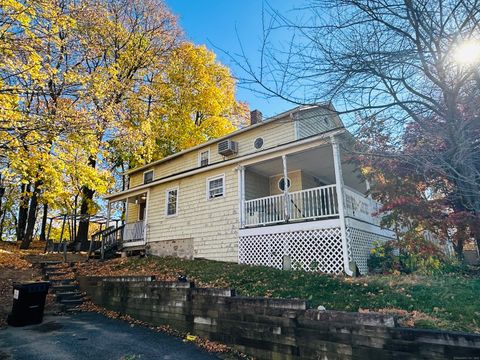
[0,312,220,360]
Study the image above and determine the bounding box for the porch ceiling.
[246,144,367,193]
[247,145,336,183]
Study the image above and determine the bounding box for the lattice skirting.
[347,227,394,275]
[239,227,344,274]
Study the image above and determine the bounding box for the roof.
[124,102,333,175]
[106,126,347,200]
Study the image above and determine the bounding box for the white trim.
[282,155,289,221]
[345,217,396,238]
[206,174,225,200]
[198,148,210,167]
[238,166,245,228]
[111,188,148,202]
[239,218,341,237]
[122,240,146,248]
[144,189,150,244]
[165,186,179,217]
[143,169,154,184]
[277,176,291,192]
[331,136,353,276]
[106,201,111,228]
[105,128,346,201]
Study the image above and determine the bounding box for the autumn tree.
[115,42,248,168]
[0,0,245,248]
[235,0,480,258]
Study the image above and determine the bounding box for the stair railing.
[87,226,114,260]
[100,225,125,260]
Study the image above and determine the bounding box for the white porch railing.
[244,185,338,227]
[344,187,382,226]
[123,220,145,243]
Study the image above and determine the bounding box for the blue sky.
[166,0,298,118]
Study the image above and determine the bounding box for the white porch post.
[124,197,129,225]
[144,190,150,245]
[331,136,353,276]
[282,155,290,222]
[106,200,111,228]
[238,166,245,228]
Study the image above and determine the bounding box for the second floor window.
[199,150,209,167]
[143,170,153,184]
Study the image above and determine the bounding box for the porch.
[239,141,381,228]
[238,138,391,275]
[105,191,148,248]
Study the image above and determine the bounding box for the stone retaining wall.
[78,276,480,359]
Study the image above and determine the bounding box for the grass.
[91,256,480,333]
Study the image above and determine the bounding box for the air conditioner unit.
[218,139,238,156]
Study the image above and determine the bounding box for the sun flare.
[454,39,480,65]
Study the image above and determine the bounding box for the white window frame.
[143,169,154,184]
[198,149,210,167]
[277,176,292,192]
[165,187,179,217]
[206,174,225,200]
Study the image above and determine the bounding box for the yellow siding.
[127,202,138,223]
[146,165,240,262]
[130,173,144,188]
[127,117,296,189]
[269,170,303,195]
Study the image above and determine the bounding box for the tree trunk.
[76,156,97,250]
[39,203,48,242]
[20,183,40,249]
[16,183,30,243]
[0,182,4,242]
[0,205,6,242]
[76,188,94,250]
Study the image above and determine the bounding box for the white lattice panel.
[346,227,394,275]
[239,227,344,274]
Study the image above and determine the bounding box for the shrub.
[368,239,451,275]
[368,240,401,274]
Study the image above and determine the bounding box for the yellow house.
[105,104,395,275]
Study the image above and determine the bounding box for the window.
[207,175,224,199]
[143,170,154,184]
[254,137,264,149]
[199,150,209,167]
[165,188,178,216]
[278,177,291,191]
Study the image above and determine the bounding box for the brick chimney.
[250,109,263,125]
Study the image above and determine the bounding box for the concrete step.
[51,284,79,292]
[64,306,82,313]
[44,265,71,271]
[55,291,84,301]
[49,278,77,285]
[45,271,72,278]
[59,298,83,306]
[40,261,63,265]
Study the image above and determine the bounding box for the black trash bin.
[7,281,50,327]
